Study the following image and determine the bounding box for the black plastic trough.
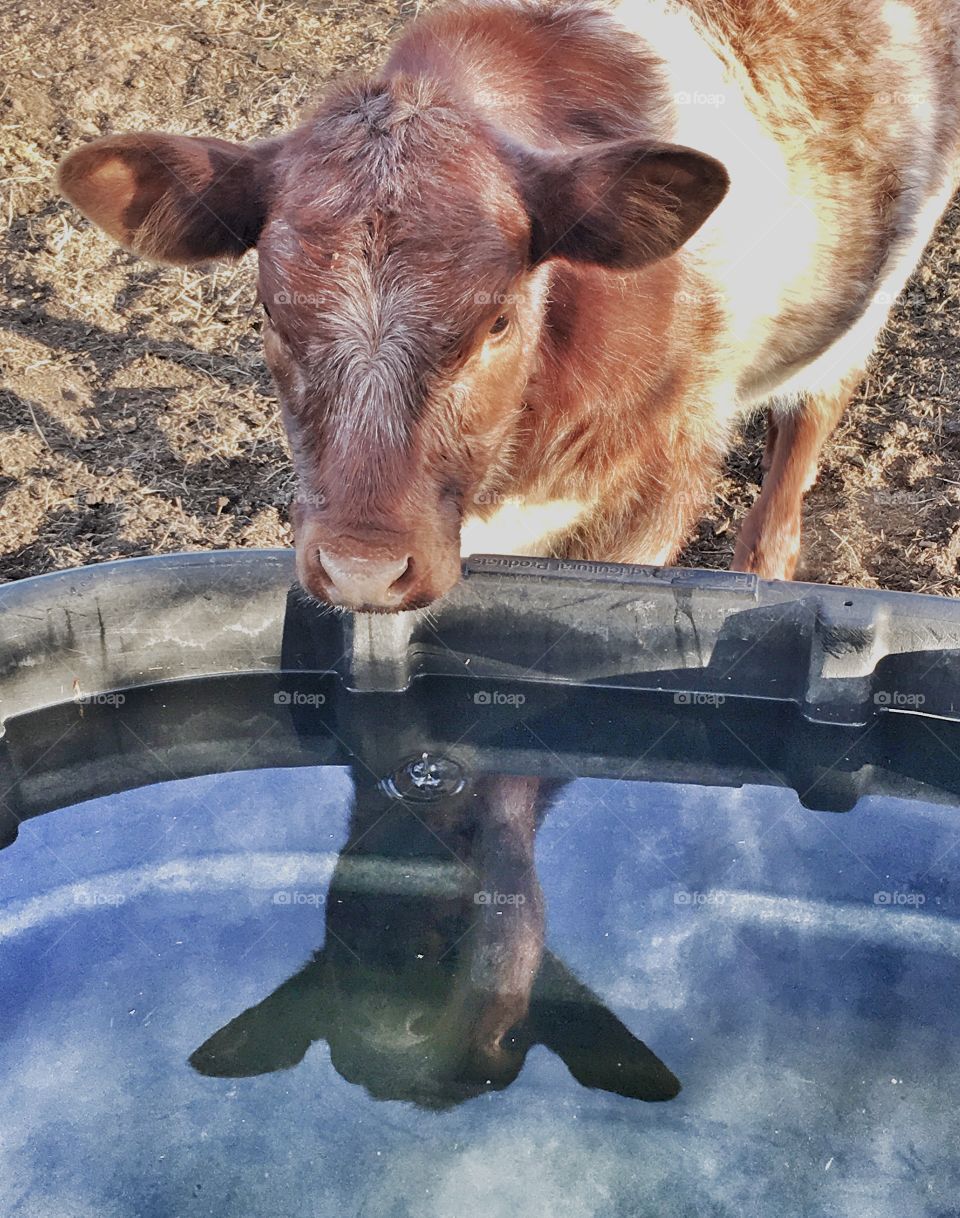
[3,550,960,832]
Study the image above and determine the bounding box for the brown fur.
[57,0,960,608]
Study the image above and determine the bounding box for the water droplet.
[380,753,466,802]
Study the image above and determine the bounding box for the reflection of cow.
[191,772,680,1109]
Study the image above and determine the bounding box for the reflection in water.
[190,770,680,1107]
[4,762,960,1215]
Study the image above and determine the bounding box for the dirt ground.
[2,0,959,594]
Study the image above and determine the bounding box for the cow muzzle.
[295,517,461,612]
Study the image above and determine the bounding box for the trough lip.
[3,547,960,717]
[3,544,960,621]
[0,542,957,605]
[2,549,960,828]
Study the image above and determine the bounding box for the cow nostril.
[389,556,415,594]
[313,551,331,586]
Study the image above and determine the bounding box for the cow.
[58,0,960,611]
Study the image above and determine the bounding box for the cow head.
[58,76,728,610]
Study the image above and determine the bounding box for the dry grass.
[2,0,959,593]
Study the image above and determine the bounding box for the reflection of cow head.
[190,772,680,1108]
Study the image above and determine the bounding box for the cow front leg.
[732,374,860,580]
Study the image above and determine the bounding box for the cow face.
[58,79,727,610]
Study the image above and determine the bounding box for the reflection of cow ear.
[530,953,680,1102]
[189,953,330,1078]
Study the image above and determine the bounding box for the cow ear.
[188,954,330,1078]
[530,952,681,1101]
[506,138,729,270]
[57,132,280,265]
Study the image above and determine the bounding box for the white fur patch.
[460,497,593,556]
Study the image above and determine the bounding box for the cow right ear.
[57,132,281,265]
[188,953,330,1078]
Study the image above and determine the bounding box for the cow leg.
[761,408,779,472]
[732,374,860,580]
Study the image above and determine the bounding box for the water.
[379,752,467,802]
[2,719,960,1217]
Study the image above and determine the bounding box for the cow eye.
[489,314,510,336]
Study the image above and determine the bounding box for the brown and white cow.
[58,0,960,611]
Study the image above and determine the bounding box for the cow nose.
[315,549,413,609]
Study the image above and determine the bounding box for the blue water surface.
[1,766,959,1217]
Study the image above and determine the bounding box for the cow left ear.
[529,952,681,1101]
[58,132,281,265]
[505,138,729,270]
